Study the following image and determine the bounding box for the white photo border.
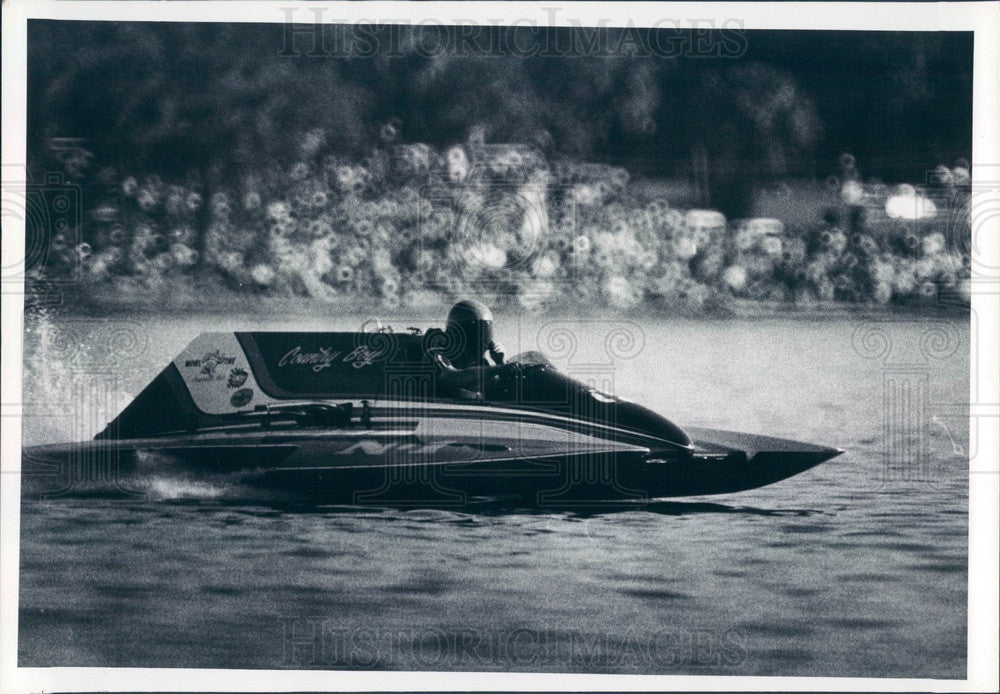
[1,2,997,692]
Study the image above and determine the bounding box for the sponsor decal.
[277,345,384,372]
[343,345,383,369]
[184,349,237,382]
[227,367,249,388]
[278,346,342,372]
[230,387,254,408]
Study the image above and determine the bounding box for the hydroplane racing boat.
[23,330,842,505]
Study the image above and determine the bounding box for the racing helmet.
[446,299,495,357]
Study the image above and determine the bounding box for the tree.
[675,62,820,218]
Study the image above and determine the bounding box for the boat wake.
[21,449,300,506]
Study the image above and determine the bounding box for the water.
[18,311,969,676]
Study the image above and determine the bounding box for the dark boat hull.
[22,415,841,506]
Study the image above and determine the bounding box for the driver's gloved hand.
[488,341,505,365]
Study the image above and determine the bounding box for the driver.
[432,299,505,370]
[426,299,506,398]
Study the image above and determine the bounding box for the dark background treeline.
[28,22,972,218]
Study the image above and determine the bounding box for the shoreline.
[25,286,970,322]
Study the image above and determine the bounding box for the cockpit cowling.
[95,332,692,448]
[482,361,692,448]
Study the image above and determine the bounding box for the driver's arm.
[430,350,459,373]
[425,328,460,373]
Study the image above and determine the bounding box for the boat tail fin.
[95,332,251,440]
[94,364,196,440]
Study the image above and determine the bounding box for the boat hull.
[22,414,841,505]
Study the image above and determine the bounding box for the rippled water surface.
[18,312,969,676]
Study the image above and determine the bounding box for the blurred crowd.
[45,132,972,313]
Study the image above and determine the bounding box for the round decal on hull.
[230,388,254,408]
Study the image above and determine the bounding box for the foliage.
[29,23,971,219]
[34,130,972,313]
